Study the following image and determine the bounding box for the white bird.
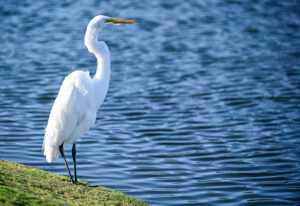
[42,15,137,184]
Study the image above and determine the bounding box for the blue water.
[1,0,300,205]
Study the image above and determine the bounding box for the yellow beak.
[105,18,138,24]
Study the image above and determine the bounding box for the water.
[0,0,300,205]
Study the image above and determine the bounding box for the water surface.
[0,0,300,205]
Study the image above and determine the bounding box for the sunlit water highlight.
[0,0,299,205]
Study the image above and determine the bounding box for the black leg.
[72,143,77,183]
[59,144,74,184]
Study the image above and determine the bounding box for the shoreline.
[0,159,148,205]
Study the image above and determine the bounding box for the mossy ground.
[0,159,148,205]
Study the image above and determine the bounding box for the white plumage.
[43,71,96,162]
[42,15,137,183]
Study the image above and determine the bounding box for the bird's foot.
[72,180,99,187]
[70,179,86,186]
[70,178,76,184]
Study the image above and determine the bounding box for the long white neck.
[93,42,110,80]
[84,20,110,109]
[84,24,110,80]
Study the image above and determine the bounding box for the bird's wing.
[43,70,92,162]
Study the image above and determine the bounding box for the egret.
[42,15,137,184]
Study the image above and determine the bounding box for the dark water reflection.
[0,0,300,205]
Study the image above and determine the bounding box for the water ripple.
[1,0,300,205]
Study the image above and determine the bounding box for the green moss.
[0,159,148,206]
[0,181,57,206]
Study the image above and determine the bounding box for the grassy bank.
[0,159,148,205]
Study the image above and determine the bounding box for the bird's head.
[87,15,137,31]
[85,15,137,53]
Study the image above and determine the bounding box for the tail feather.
[44,145,59,163]
[43,129,60,163]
